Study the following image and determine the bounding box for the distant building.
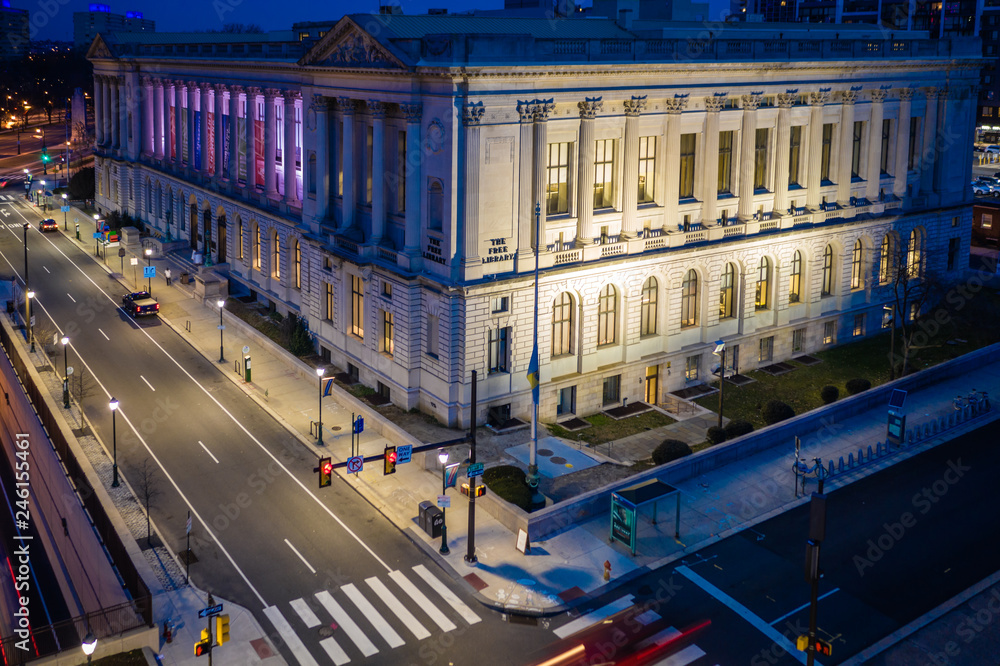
[74,4,154,50]
[590,0,711,22]
[0,0,29,60]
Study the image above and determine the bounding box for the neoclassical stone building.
[88,15,981,427]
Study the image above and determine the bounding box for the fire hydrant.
[163,620,172,643]
[603,560,611,582]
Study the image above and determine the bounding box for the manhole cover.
[537,448,553,456]
[550,456,567,465]
[332,426,342,431]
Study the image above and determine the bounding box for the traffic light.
[195,628,210,656]
[318,457,332,488]
[40,150,49,174]
[796,635,832,656]
[384,446,397,475]
[216,614,231,645]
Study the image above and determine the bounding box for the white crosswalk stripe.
[318,637,350,666]
[412,564,482,625]
[650,643,707,666]
[290,598,321,628]
[389,569,457,632]
[553,595,634,639]
[264,606,319,666]
[343,583,404,648]
[315,590,379,658]
[365,577,431,640]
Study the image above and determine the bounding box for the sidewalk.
[55,205,1000,663]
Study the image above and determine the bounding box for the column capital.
[776,93,796,109]
[664,96,688,114]
[140,74,152,87]
[807,90,830,106]
[230,84,246,95]
[264,87,280,100]
[516,100,535,123]
[740,93,762,111]
[923,86,941,101]
[400,103,423,123]
[704,94,726,113]
[898,87,915,102]
[187,80,200,91]
[533,98,555,122]
[367,99,387,118]
[336,96,356,115]
[212,82,228,94]
[310,94,329,114]
[246,86,261,97]
[870,89,888,104]
[623,95,647,117]
[840,90,858,105]
[463,100,485,126]
[578,96,603,119]
[284,90,302,102]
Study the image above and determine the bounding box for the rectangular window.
[984,213,994,229]
[365,125,373,204]
[789,126,802,186]
[351,275,364,339]
[754,128,769,190]
[821,123,834,181]
[684,354,701,381]
[594,139,615,209]
[679,133,696,199]
[718,130,733,194]
[546,142,569,215]
[488,328,509,373]
[337,120,344,196]
[853,313,866,337]
[851,121,863,178]
[638,136,656,204]
[823,321,836,345]
[880,119,891,174]
[382,281,392,298]
[557,386,576,415]
[792,327,805,353]
[908,117,919,170]
[382,310,394,355]
[324,282,333,321]
[491,296,508,313]
[426,315,439,357]
[948,237,960,270]
[759,336,774,363]
[397,130,406,213]
[602,375,621,405]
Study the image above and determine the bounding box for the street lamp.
[144,247,152,293]
[26,291,34,352]
[438,450,450,554]
[713,339,726,430]
[61,336,69,408]
[217,299,226,362]
[316,368,325,445]
[93,214,101,257]
[39,180,45,211]
[109,397,119,487]
[61,193,67,229]
[884,304,896,380]
[81,631,97,664]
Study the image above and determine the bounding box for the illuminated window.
[789,250,802,303]
[754,128,769,190]
[324,282,333,321]
[680,270,698,328]
[879,234,893,284]
[597,284,617,346]
[382,310,394,356]
[720,263,735,318]
[271,230,281,279]
[685,354,700,381]
[679,134,696,198]
[820,124,833,181]
[851,240,863,290]
[638,137,656,204]
[718,131,733,194]
[755,257,771,310]
[351,275,364,339]
[293,240,301,289]
[594,139,615,209]
[789,126,802,186]
[821,245,833,296]
[547,142,570,215]
[907,228,923,278]
[641,277,658,335]
[552,292,574,356]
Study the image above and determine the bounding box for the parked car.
[980,145,1000,154]
[973,181,993,196]
[121,291,159,317]
[38,218,58,232]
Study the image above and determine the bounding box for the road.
[0,193,552,666]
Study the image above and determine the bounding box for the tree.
[133,459,161,546]
[884,231,941,378]
[68,167,95,200]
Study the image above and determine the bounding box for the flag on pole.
[323,378,334,397]
[527,343,539,404]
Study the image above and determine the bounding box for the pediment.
[299,18,406,70]
[86,34,116,60]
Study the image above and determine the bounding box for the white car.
[978,144,1000,155]
[973,181,993,196]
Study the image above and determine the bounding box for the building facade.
[74,4,153,50]
[89,15,980,428]
[0,0,29,60]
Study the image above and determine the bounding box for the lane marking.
[768,587,840,627]
[650,644,708,666]
[318,637,350,666]
[98,328,109,341]
[263,606,318,666]
[315,590,378,657]
[389,570,456,633]
[66,293,75,303]
[553,595,633,639]
[675,565,815,666]
[140,375,155,391]
[284,539,316,575]
[198,441,219,464]
[412,564,481,625]
[366,577,430,640]
[43,266,50,273]
[343,583,404,648]
[289,599,321,628]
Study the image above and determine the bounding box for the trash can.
[418,501,432,534]
[417,501,443,538]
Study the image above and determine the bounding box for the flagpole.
[527,202,541,496]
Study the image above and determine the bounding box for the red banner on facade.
[207,111,216,174]
[169,108,176,160]
[254,118,265,186]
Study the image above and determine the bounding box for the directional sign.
[93,232,101,239]
[143,266,156,279]
[467,462,484,478]
[61,205,70,212]
[346,456,363,474]
[396,444,412,464]
[437,495,451,509]
[353,416,364,434]
[198,604,223,618]
[242,345,250,355]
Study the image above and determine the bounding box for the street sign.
[353,416,364,434]
[66,367,73,375]
[467,462,484,478]
[92,232,101,239]
[437,495,451,508]
[130,257,138,265]
[61,205,70,212]
[143,266,156,278]
[396,444,412,464]
[346,456,363,474]
[198,604,223,618]
[118,247,126,257]
[242,345,250,355]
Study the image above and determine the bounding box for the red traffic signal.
[384,446,397,475]
[318,457,332,488]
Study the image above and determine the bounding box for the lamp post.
[316,368,325,445]
[93,214,101,257]
[109,397,119,487]
[61,336,69,408]
[61,193,67,230]
[438,450,450,555]
[26,290,34,352]
[713,339,726,430]
[217,299,226,362]
[39,180,45,210]
[465,370,478,564]
[144,248,152,293]
[884,304,896,380]
[81,631,97,664]
[22,219,28,293]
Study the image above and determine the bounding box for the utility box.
[418,501,444,538]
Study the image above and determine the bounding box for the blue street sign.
[323,377,334,397]
[467,462,484,478]
[353,416,364,434]
[143,266,156,279]
[346,456,363,474]
[92,232,101,239]
[61,205,70,212]
[396,444,412,464]
[198,604,223,618]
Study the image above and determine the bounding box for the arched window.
[293,239,301,289]
[272,230,281,279]
[428,180,443,231]
[237,217,244,261]
[680,270,698,328]
[552,292,574,356]
[755,257,770,310]
[640,277,658,336]
[597,285,617,346]
[851,239,863,290]
[252,224,261,270]
[789,251,802,303]
[821,245,833,296]
[719,263,735,319]
[879,234,893,284]
[156,183,162,218]
[307,153,316,195]
[907,228,923,279]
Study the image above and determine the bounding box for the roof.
[347,13,637,40]
[104,30,299,45]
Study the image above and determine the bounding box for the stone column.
[368,99,386,240]
[919,87,940,196]
[284,92,301,205]
[228,86,242,181]
[110,76,120,150]
[621,95,646,238]
[338,97,355,230]
[103,76,113,148]
[532,99,554,252]
[806,90,830,209]
[214,84,226,178]
[663,96,687,227]
[175,82,185,166]
[837,90,858,205]
[516,100,535,270]
[737,93,762,221]
[162,80,173,161]
[773,93,795,214]
[153,79,163,160]
[186,81,197,167]
[128,71,141,161]
[119,75,129,155]
[702,95,725,225]
[893,88,914,199]
[936,87,959,196]
[264,89,279,198]
[200,85,211,173]
[313,95,330,220]
[245,87,260,191]
[401,103,423,263]
[866,89,887,202]
[141,76,154,158]
[462,101,485,278]
[576,97,602,246]
[94,75,105,146]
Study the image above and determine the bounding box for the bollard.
[827,460,834,478]
[867,445,873,461]
[876,442,882,457]
[848,453,854,467]
[839,456,845,473]
[603,560,611,582]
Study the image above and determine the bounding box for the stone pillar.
[141,76,154,158]
[153,79,164,160]
[245,87,260,191]
[338,97,355,230]
[214,84,226,178]
[737,93,761,221]
[200,85,211,173]
[576,97,602,246]
[462,101,485,278]
[806,90,830,209]
[368,99,386,241]
[935,87,958,196]
[128,71,141,161]
[284,92,300,205]
[893,88,914,199]
[865,89,887,202]
[162,80,173,161]
[186,81,197,167]
[401,103,422,263]
[516,100,535,270]
[919,87,940,196]
[702,95,725,225]
[532,99,554,252]
[837,90,858,205]
[94,76,104,147]
[175,82,185,166]
[663,96,687,227]
[621,95,646,238]
[773,93,795,214]
[228,85,242,182]
[264,89,279,198]
[110,76,120,150]
[313,95,330,220]
[103,76,113,148]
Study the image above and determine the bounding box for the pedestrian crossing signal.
[384,446,397,476]
[195,628,211,656]
[216,614,231,645]
[796,635,832,656]
[318,457,333,488]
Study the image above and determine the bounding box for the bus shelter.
[609,479,681,556]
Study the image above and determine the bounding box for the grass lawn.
[92,648,147,665]
[546,410,676,446]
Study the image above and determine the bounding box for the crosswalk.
[264,564,481,665]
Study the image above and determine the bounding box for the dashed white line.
[140,375,155,391]
[198,441,219,464]
[67,293,76,303]
[98,328,109,341]
[284,539,316,574]
[43,266,50,273]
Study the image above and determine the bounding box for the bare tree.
[133,459,161,546]
[885,233,941,378]
[72,366,98,401]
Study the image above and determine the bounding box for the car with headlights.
[38,218,58,232]
[121,291,159,317]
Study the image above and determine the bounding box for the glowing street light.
[316,368,325,445]
[109,397,119,487]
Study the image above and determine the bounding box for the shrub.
[846,378,872,395]
[287,314,313,356]
[68,167,95,200]
[706,426,728,445]
[724,419,754,439]
[762,400,795,425]
[820,385,839,404]
[482,465,533,511]
[652,439,692,465]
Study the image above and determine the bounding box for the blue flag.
[527,342,539,404]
